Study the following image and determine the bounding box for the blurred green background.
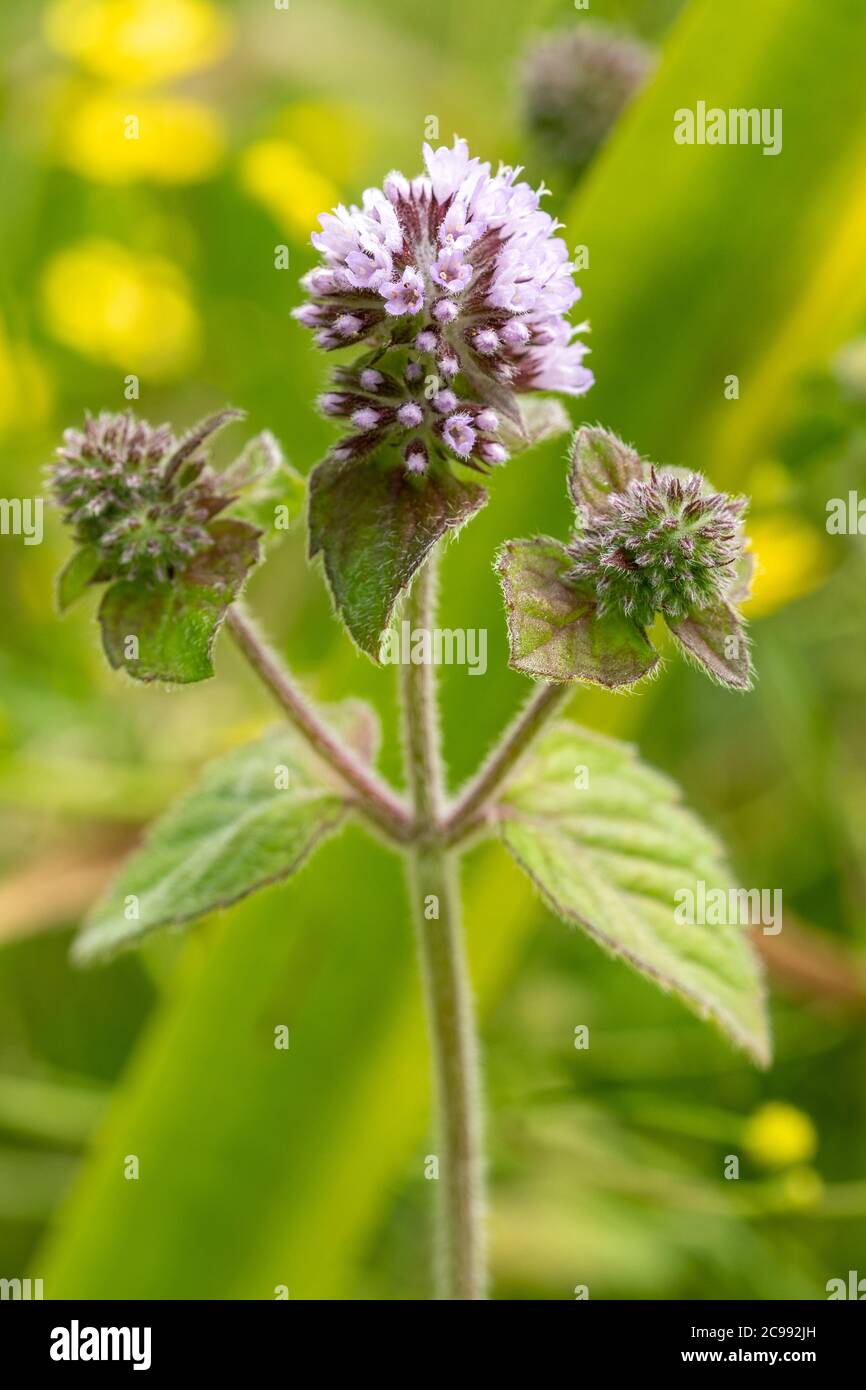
[1,0,866,1300]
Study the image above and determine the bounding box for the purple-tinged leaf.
[667,600,751,690]
[496,536,658,688]
[99,520,261,684]
[309,452,486,660]
[568,425,642,519]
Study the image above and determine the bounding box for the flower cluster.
[49,410,241,583]
[497,427,753,692]
[294,137,592,475]
[568,466,747,628]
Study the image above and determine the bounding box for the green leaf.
[497,396,571,456]
[667,601,752,690]
[57,545,104,612]
[309,451,486,659]
[72,702,377,963]
[568,425,643,519]
[36,831,540,1298]
[98,520,261,684]
[224,431,306,542]
[496,536,659,687]
[497,722,771,1065]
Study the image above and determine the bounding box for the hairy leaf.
[98,520,261,684]
[730,550,756,604]
[38,833,538,1299]
[57,545,103,612]
[568,425,642,519]
[667,601,752,690]
[309,452,486,659]
[497,722,770,1065]
[73,702,378,963]
[496,537,658,687]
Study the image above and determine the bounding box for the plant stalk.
[226,603,413,843]
[400,554,487,1300]
[442,681,571,844]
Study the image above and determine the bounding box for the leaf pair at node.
[76,706,769,1067]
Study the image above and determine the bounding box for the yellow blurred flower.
[832,336,866,400]
[40,240,199,379]
[747,459,794,509]
[43,0,232,85]
[744,514,829,619]
[776,1166,824,1211]
[743,1102,817,1169]
[0,316,54,432]
[239,139,339,243]
[278,102,372,186]
[60,91,224,184]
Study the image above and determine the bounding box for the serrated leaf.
[309,451,486,659]
[568,425,642,519]
[496,536,658,687]
[667,600,751,690]
[98,520,261,684]
[57,545,103,612]
[497,722,770,1065]
[73,703,378,963]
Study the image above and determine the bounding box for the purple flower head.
[567,465,748,629]
[296,136,592,475]
[47,409,253,585]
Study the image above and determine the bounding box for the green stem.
[226,603,413,843]
[443,682,571,844]
[400,554,487,1300]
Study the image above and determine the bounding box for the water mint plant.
[51,138,769,1302]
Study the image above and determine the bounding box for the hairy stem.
[443,681,571,844]
[225,603,413,843]
[400,555,486,1300]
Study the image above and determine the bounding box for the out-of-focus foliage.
[1,0,865,1300]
